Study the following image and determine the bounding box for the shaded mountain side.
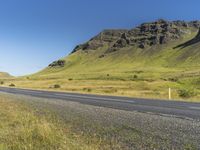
[174,29,200,49]
[172,29,200,64]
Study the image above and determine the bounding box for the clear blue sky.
[0,0,199,76]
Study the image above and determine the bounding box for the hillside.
[40,19,200,75]
[7,19,200,101]
[45,20,200,72]
[0,72,12,79]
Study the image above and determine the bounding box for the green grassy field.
[1,27,200,101]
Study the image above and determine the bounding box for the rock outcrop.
[71,19,200,54]
[48,60,65,67]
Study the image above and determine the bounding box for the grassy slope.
[2,28,200,101]
[34,28,199,81]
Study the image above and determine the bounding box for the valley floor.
[0,92,200,149]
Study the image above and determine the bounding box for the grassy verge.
[0,93,199,149]
[0,94,99,150]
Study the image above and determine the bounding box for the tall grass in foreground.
[0,95,98,150]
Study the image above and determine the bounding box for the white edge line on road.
[18,90,43,94]
[53,93,135,103]
[189,106,200,110]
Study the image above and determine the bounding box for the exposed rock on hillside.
[71,19,200,54]
[72,30,127,53]
[48,60,65,67]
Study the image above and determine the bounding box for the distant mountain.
[0,72,12,79]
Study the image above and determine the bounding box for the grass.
[0,94,100,150]
[2,69,200,102]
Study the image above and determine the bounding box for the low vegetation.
[9,83,15,87]
[83,87,92,92]
[178,88,197,98]
[0,94,99,150]
[53,84,61,88]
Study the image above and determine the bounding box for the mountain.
[71,19,200,53]
[0,72,12,79]
[37,19,200,76]
[18,19,200,100]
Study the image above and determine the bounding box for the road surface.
[0,87,200,120]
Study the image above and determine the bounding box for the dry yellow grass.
[0,94,100,150]
[2,77,200,102]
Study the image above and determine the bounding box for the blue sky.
[0,0,200,76]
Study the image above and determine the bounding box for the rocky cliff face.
[71,19,200,54]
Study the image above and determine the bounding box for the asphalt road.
[0,87,200,120]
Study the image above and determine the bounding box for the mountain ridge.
[71,19,200,55]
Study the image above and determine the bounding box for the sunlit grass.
[0,95,99,150]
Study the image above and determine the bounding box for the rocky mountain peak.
[71,19,200,54]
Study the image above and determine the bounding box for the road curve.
[0,87,200,120]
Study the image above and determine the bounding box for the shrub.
[83,88,92,92]
[168,77,178,82]
[133,75,138,79]
[53,84,61,88]
[178,88,197,98]
[9,83,15,87]
[68,78,73,81]
[130,75,138,81]
[0,81,4,85]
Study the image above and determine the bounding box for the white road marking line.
[189,106,200,110]
[18,90,43,94]
[53,93,135,103]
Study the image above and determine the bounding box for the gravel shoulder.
[2,92,200,150]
